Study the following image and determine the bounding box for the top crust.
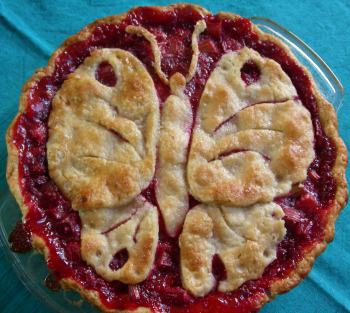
[5,3,348,313]
[179,202,286,296]
[47,48,159,210]
[156,73,193,237]
[188,48,315,207]
[80,196,159,284]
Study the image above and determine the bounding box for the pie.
[5,3,348,313]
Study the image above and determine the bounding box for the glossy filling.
[11,6,336,313]
[9,221,33,254]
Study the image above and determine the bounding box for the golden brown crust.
[4,5,163,313]
[80,197,159,284]
[187,47,315,208]
[5,4,211,313]
[179,203,286,296]
[213,9,348,299]
[47,48,159,210]
[156,73,193,237]
[5,3,348,313]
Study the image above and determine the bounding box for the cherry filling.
[212,254,227,283]
[109,249,129,271]
[95,61,118,87]
[241,60,261,86]
[8,221,33,254]
[11,6,337,313]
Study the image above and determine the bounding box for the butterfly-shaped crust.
[5,4,347,313]
[47,28,314,297]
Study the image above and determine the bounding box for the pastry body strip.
[127,22,206,237]
[155,73,193,237]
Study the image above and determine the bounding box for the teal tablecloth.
[0,0,349,312]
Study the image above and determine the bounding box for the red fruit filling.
[109,249,129,271]
[241,60,261,86]
[198,38,219,54]
[212,254,227,283]
[95,61,118,87]
[206,20,223,38]
[8,221,33,254]
[10,6,337,313]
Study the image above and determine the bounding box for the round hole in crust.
[95,61,117,87]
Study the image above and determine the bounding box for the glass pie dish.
[0,17,345,313]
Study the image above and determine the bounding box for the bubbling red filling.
[11,6,336,313]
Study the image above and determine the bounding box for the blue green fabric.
[0,0,349,312]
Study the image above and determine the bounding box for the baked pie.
[5,3,348,313]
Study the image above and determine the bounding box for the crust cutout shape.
[179,203,286,296]
[80,196,158,284]
[188,47,315,207]
[46,33,314,293]
[155,73,193,237]
[47,48,159,210]
[181,47,315,296]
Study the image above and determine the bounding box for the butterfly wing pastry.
[180,202,286,296]
[182,47,314,296]
[47,48,159,210]
[5,4,347,313]
[47,48,160,284]
[79,196,158,284]
[187,47,315,207]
